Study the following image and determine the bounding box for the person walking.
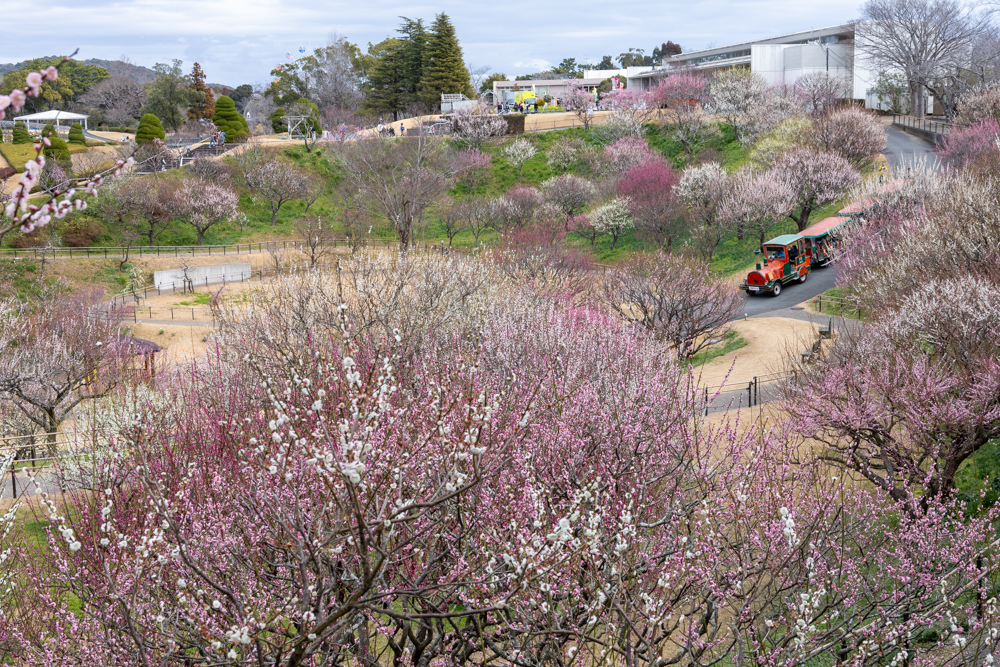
[400,122,405,136]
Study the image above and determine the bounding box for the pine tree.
[136,113,166,144]
[187,62,216,120]
[361,38,407,120]
[397,18,428,109]
[41,124,71,162]
[419,13,475,109]
[68,122,86,145]
[12,122,31,144]
[212,95,249,142]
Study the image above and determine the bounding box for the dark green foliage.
[212,95,249,142]
[398,18,428,108]
[269,107,287,134]
[230,84,254,110]
[361,38,406,120]
[135,113,166,144]
[0,58,109,114]
[419,13,475,107]
[479,73,507,94]
[265,64,308,107]
[41,124,70,162]
[68,122,86,145]
[12,122,31,144]
[144,59,202,131]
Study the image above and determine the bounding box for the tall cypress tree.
[419,13,475,109]
[397,17,428,109]
[187,62,215,120]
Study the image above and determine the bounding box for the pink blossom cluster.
[0,58,138,243]
[0,259,996,666]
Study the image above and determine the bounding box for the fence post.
[10,466,15,499]
[703,386,709,417]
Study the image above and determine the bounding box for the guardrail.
[892,114,950,141]
[698,370,795,415]
[811,294,864,319]
[0,237,438,261]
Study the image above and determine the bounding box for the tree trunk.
[271,206,279,226]
[910,81,923,120]
[197,228,205,246]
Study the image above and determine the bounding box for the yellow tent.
[514,91,537,105]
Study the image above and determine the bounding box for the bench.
[819,318,833,339]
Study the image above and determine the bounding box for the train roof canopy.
[838,197,878,216]
[763,234,802,246]
[799,216,848,238]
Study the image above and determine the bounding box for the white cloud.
[2,0,862,84]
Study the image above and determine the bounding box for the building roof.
[800,216,848,238]
[12,110,89,122]
[666,24,854,61]
[494,78,605,87]
[113,334,162,355]
[764,234,802,246]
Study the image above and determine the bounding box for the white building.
[631,24,884,108]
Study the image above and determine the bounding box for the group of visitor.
[375,120,406,138]
[208,130,227,148]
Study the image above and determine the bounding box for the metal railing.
[698,371,796,415]
[892,114,951,139]
[812,294,864,320]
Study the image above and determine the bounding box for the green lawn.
[0,142,37,172]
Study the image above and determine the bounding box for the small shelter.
[12,109,90,131]
[115,334,162,381]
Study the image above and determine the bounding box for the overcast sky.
[3,0,862,86]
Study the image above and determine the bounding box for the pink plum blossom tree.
[772,147,860,231]
[617,159,682,249]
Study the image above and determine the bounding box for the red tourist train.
[739,179,907,297]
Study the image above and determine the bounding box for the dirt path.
[694,314,823,388]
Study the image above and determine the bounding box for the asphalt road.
[884,125,937,170]
[740,263,839,318]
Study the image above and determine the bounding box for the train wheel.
[798,271,808,284]
[771,282,782,297]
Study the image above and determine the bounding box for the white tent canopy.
[12,109,89,130]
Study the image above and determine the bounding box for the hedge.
[0,143,38,172]
[503,115,526,134]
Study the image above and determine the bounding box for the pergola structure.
[12,109,90,131]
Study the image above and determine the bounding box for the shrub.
[41,124,71,163]
[12,122,31,145]
[212,95,249,142]
[67,122,86,145]
[135,113,166,144]
[503,114,525,134]
[937,118,999,169]
[61,219,104,247]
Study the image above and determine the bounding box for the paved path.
[741,264,839,319]
[884,125,937,170]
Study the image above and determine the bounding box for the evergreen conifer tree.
[136,113,166,144]
[419,13,475,109]
[361,38,406,120]
[41,124,71,162]
[212,95,249,142]
[187,62,216,120]
[68,122,86,145]
[397,18,428,109]
[12,122,31,144]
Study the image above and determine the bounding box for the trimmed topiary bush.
[41,124,71,162]
[12,122,31,144]
[136,113,166,144]
[68,122,86,145]
[212,95,249,143]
